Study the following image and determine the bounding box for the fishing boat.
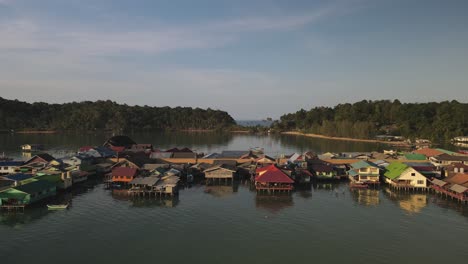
[47,204,69,210]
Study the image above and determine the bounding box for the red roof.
[255,165,294,183]
[79,146,93,152]
[445,173,468,185]
[413,148,443,157]
[112,167,138,177]
[110,146,126,153]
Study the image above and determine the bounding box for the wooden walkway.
[431,185,467,203]
[1,205,26,212]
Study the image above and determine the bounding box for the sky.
[0,0,467,119]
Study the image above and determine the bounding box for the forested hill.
[0,97,236,131]
[273,100,468,141]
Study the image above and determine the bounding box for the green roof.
[15,180,56,194]
[435,148,458,155]
[0,188,29,204]
[36,174,62,183]
[350,160,379,170]
[404,153,427,160]
[384,162,408,180]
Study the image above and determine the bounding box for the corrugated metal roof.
[431,178,447,187]
[449,184,468,194]
[384,162,408,180]
[255,165,294,183]
[130,176,160,186]
[5,173,34,182]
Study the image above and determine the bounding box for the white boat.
[47,204,69,210]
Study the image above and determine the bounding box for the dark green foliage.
[0,97,236,132]
[273,100,468,141]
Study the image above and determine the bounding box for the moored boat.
[349,182,368,189]
[47,204,69,210]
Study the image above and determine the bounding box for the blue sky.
[1,0,467,119]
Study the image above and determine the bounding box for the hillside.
[0,97,236,132]
[273,100,468,141]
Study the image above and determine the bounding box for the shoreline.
[15,130,58,134]
[281,131,412,146]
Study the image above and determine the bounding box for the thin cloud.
[0,2,350,56]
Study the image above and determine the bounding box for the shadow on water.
[0,175,104,228]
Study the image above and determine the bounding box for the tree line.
[0,97,236,132]
[272,100,468,141]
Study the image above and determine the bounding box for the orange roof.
[413,148,443,157]
[444,173,468,185]
[255,165,294,183]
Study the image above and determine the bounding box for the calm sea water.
[0,132,467,264]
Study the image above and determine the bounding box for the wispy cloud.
[0,1,352,57]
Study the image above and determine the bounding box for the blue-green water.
[0,132,467,263]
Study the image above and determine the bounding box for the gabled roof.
[104,135,136,148]
[204,164,236,173]
[25,153,55,164]
[350,160,379,170]
[255,165,294,183]
[112,167,138,177]
[310,163,334,173]
[444,173,468,185]
[5,173,34,182]
[413,148,444,157]
[15,180,55,194]
[384,162,408,180]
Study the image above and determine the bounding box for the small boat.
[47,204,69,210]
[349,182,368,189]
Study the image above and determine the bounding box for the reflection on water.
[255,195,294,214]
[204,185,237,199]
[0,206,50,228]
[350,188,380,207]
[384,188,428,214]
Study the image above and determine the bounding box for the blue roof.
[94,146,116,157]
[5,173,34,182]
[0,161,23,166]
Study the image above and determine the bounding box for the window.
[417,180,424,185]
[360,176,368,180]
[411,173,416,176]
[3,167,7,170]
